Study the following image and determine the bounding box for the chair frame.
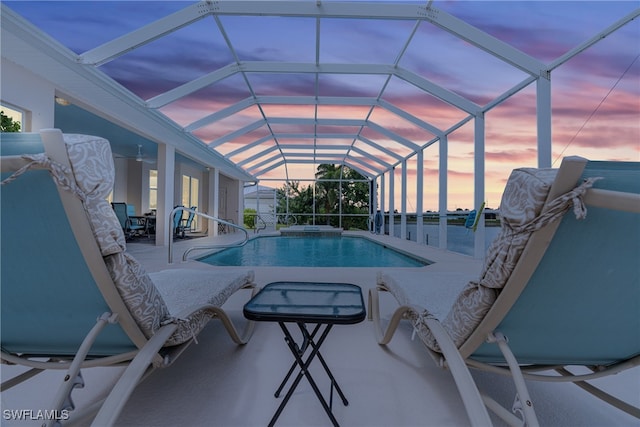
[172,205,196,238]
[111,202,148,239]
[369,156,640,426]
[1,129,258,427]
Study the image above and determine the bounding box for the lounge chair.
[0,129,258,426]
[369,156,640,426]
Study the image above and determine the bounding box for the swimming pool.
[198,236,429,267]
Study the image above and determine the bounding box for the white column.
[400,160,407,240]
[439,136,448,250]
[537,74,552,168]
[380,173,386,234]
[388,168,395,238]
[255,181,261,223]
[112,158,128,202]
[416,149,424,245]
[474,114,486,260]
[155,143,175,247]
[236,181,244,227]
[207,168,218,236]
[370,178,377,232]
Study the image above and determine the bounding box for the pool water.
[198,236,428,267]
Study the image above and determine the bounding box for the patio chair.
[1,129,258,426]
[111,202,147,239]
[172,205,196,238]
[183,206,197,234]
[369,156,640,426]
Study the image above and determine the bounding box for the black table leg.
[274,324,322,398]
[268,322,344,427]
[298,323,349,406]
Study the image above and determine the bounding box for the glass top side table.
[244,281,366,427]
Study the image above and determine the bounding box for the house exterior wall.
[1,58,55,132]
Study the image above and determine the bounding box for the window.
[1,104,24,132]
[149,170,157,210]
[182,174,199,230]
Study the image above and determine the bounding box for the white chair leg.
[487,332,540,427]
[424,316,494,427]
[45,312,119,427]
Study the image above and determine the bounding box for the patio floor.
[1,232,638,426]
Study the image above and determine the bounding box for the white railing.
[168,207,249,263]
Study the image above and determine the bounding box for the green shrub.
[243,208,257,228]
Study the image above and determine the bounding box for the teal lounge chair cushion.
[403,166,600,353]
[45,134,172,340]
[60,134,234,346]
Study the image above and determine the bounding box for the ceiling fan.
[115,144,155,164]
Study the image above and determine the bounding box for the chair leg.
[487,332,540,427]
[368,287,412,345]
[45,312,119,427]
[555,367,640,418]
[422,316,494,427]
[91,324,178,427]
[214,285,260,345]
[368,287,493,427]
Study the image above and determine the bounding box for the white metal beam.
[548,8,640,72]
[245,153,283,172]
[274,134,356,140]
[79,2,212,66]
[204,2,544,75]
[225,135,274,159]
[394,67,480,114]
[257,95,379,106]
[349,146,393,169]
[209,119,267,147]
[148,65,243,110]
[379,99,443,136]
[367,121,420,150]
[185,96,255,132]
[280,144,351,151]
[357,136,404,161]
[0,5,254,182]
[249,159,286,176]
[342,160,379,178]
[345,155,384,176]
[236,145,280,167]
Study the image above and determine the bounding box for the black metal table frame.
[243,282,365,427]
[272,321,348,427]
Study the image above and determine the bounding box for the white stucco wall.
[1,58,55,132]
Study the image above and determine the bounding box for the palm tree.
[315,164,342,226]
[276,164,369,228]
[276,181,313,224]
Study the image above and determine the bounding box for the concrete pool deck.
[1,231,638,426]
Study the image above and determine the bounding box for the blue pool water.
[198,236,428,267]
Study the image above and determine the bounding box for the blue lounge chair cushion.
[401,166,601,353]
[58,134,255,347]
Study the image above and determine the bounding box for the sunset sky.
[5,1,639,211]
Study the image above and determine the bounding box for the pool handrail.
[168,207,249,263]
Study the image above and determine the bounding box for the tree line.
[276,164,370,230]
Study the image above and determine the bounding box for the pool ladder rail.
[168,206,250,264]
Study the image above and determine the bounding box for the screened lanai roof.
[2,1,639,186]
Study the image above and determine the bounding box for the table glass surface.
[243,282,365,324]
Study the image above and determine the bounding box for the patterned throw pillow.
[62,134,171,339]
[422,168,558,351]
